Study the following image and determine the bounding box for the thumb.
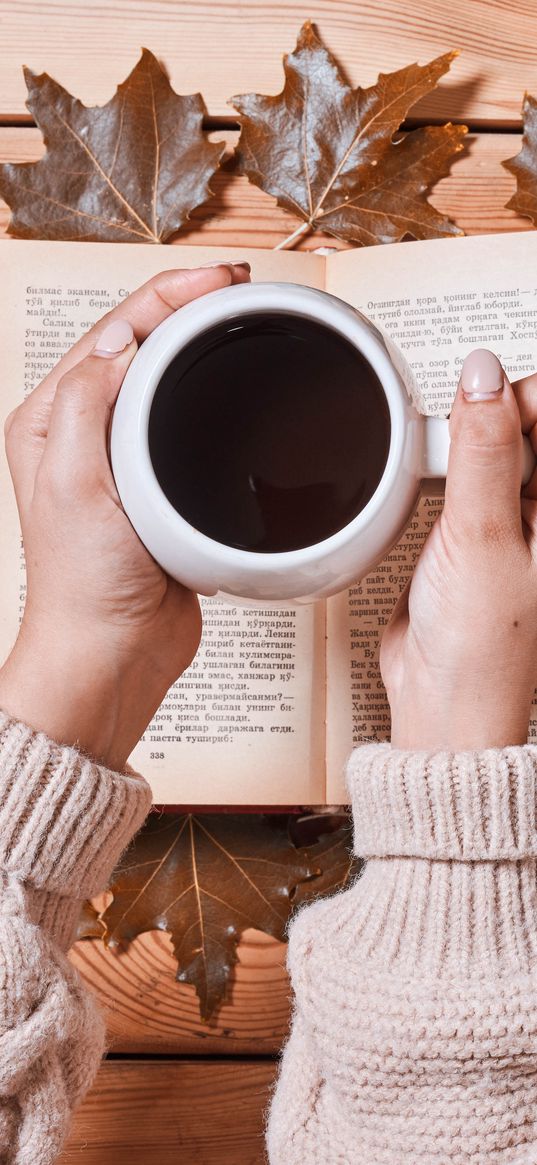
[445,348,523,543]
[41,320,137,497]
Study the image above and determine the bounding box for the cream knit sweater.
[267,743,537,1164]
[0,709,151,1164]
[1,709,537,1163]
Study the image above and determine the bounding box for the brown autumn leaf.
[231,21,468,249]
[75,900,106,942]
[0,48,224,243]
[503,93,537,225]
[97,810,314,1020]
[289,813,362,906]
[99,812,328,1021]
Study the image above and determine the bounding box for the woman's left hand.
[381,349,537,751]
[0,262,250,771]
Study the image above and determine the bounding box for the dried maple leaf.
[289,813,362,906]
[100,812,325,1021]
[503,93,537,225]
[0,48,224,242]
[231,21,467,249]
[74,900,106,942]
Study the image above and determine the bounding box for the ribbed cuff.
[347,742,537,861]
[0,710,152,898]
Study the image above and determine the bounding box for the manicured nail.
[460,349,504,401]
[93,319,134,358]
[199,260,251,272]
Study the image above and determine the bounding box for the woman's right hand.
[0,261,250,771]
[381,348,537,752]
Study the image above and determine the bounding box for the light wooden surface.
[59,1060,275,1164]
[2,3,535,1158]
[69,929,290,1053]
[1,0,537,125]
[0,128,530,244]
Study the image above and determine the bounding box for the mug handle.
[422,416,535,492]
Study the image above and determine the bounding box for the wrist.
[390,683,532,752]
[386,699,528,754]
[0,626,151,770]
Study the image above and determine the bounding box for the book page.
[325,231,537,801]
[0,240,327,805]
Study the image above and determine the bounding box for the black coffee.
[148,312,391,553]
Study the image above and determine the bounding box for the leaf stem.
[274,220,313,250]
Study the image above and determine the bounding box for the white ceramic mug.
[110,282,534,605]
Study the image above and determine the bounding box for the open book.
[1,232,537,805]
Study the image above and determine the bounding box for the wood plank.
[0,128,531,245]
[59,1059,276,1164]
[69,928,290,1054]
[1,1,536,126]
[424,132,529,236]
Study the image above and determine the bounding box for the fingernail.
[460,349,504,401]
[93,319,134,358]
[199,260,251,272]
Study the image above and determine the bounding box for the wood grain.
[1,1,536,125]
[0,128,531,244]
[2,6,532,1158]
[69,929,290,1054]
[59,1059,275,1164]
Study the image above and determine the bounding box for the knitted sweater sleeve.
[0,710,151,1165]
[267,743,537,1165]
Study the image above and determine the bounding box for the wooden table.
[0,1,534,1159]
